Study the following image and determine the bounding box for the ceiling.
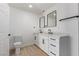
[8,3,55,14]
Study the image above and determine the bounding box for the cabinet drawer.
[49,38,56,45]
[49,44,56,54]
[49,50,56,56]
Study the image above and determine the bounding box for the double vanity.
[34,10,71,56]
[34,33,70,56]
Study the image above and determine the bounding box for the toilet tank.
[13,36,23,42]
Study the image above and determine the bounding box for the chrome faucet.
[48,29,53,34]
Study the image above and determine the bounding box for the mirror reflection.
[47,10,57,27]
[39,16,45,28]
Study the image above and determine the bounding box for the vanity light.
[28,4,33,8]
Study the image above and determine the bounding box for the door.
[43,37,48,54]
[0,4,9,56]
[0,34,9,56]
[38,35,48,54]
[39,36,44,50]
[38,35,44,50]
[40,36,48,54]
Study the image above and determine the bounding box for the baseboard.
[34,44,49,56]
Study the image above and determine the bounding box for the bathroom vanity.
[34,33,70,56]
[36,9,72,56]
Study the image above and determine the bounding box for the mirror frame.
[39,16,45,28]
[47,10,57,27]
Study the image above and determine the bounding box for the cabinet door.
[34,35,38,45]
[43,37,48,54]
[38,36,48,54]
[38,36,44,50]
[41,38,45,50]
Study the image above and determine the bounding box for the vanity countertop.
[34,32,69,37]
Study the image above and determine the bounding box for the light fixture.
[28,4,32,8]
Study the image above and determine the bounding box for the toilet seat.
[14,42,22,48]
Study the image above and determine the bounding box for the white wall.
[42,3,79,56]
[0,3,10,55]
[0,4,10,33]
[10,7,39,48]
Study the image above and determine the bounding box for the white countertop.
[34,32,69,38]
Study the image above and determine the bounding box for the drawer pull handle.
[50,38,56,40]
[42,39,44,44]
[50,44,56,47]
[50,52,56,56]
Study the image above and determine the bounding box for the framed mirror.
[39,16,45,28]
[47,10,57,27]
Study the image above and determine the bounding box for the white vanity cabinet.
[38,35,44,50]
[48,36,57,56]
[34,33,39,45]
[42,36,48,54]
[38,34,49,54]
[34,33,70,56]
[48,35,70,56]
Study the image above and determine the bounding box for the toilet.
[14,42,22,56]
[13,36,22,56]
